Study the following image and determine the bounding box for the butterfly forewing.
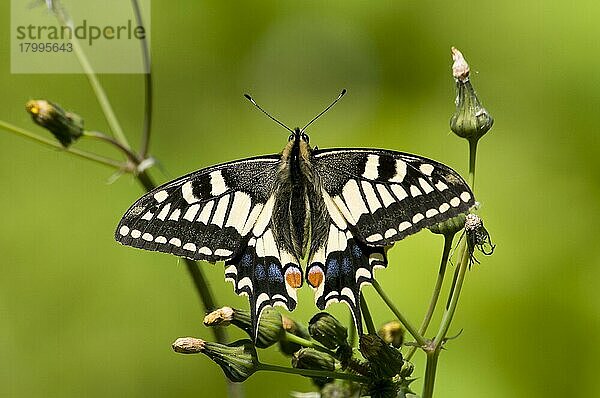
[115,156,280,262]
[313,148,475,245]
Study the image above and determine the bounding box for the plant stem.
[468,139,478,190]
[360,293,376,335]
[258,363,369,384]
[131,0,153,158]
[421,242,469,397]
[422,350,440,398]
[284,333,337,357]
[406,233,454,361]
[52,7,131,150]
[432,242,469,348]
[0,120,123,170]
[445,249,462,310]
[371,280,427,348]
[83,130,142,165]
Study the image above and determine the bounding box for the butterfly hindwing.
[115,156,280,262]
[225,223,303,337]
[306,217,387,336]
[313,148,475,246]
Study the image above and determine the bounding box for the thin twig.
[360,293,376,335]
[284,333,337,357]
[52,5,132,150]
[371,280,427,348]
[131,0,153,158]
[258,363,370,384]
[83,130,142,164]
[432,243,469,348]
[406,233,454,361]
[422,242,469,398]
[0,120,123,170]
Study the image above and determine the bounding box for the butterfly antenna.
[244,93,294,134]
[301,88,347,132]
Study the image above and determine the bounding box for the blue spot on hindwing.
[341,257,352,275]
[268,262,284,283]
[351,242,363,258]
[325,257,339,282]
[255,263,266,281]
[240,253,253,269]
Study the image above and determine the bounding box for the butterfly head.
[289,127,310,144]
[283,127,313,162]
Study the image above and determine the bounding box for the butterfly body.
[116,126,475,337]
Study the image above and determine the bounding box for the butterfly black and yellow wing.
[306,148,475,333]
[115,155,304,336]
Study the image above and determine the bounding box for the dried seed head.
[172,338,259,382]
[378,321,405,349]
[203,307,235,326]
[26,99,84,147]
[172,337,205,354]
[308,312,349,350]
[449,48,493,143]
[451,47,470,82]
[465,213,495,265]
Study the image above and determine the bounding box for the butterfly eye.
[301,133,309,143]
[288,134,294,141]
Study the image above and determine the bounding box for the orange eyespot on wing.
[307,266,325,288]
[285,267,303,289]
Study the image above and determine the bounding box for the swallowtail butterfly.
[115,90,475,338]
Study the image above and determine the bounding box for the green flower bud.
[359,334,404,379]
[203,307,284,348]
[279,315,311,356]
[308,312,348,350]
[25,99,84,147]
[449,47,493,144]
[464,213,495,265]
[377,321,405,349]
[172,337,259,382]
[292,348,335,371]
[292,348,335,387]
[429,213,467,236]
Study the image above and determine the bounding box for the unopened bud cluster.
[359,334,404,379]
[308,312,352,367]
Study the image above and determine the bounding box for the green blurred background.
[1,1,599,397]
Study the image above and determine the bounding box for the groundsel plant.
[1,2,494,396]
